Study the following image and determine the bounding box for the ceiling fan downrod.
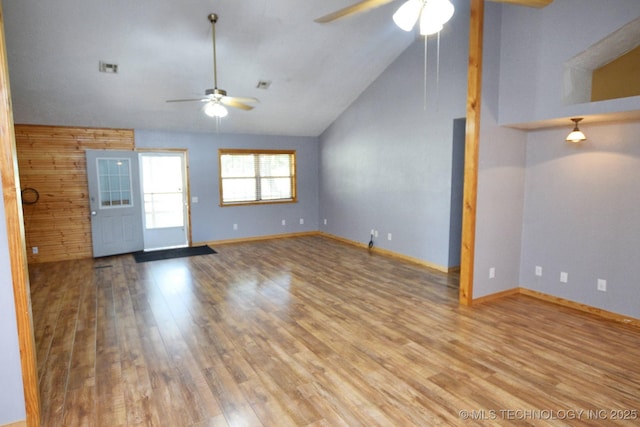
[208,13,219,89]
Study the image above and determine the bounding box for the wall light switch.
[192,196,199,203]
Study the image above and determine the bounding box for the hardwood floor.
[30,236,640,426]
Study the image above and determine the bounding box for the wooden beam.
[459,0,484,306]
[0,4,41,427]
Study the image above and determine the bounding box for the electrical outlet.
[560,272,568,283]
[32,247,39,254]
[281,219,286,226]
[299,218,304,225]
[191,196,199,203]
[597,279,607,292]
[324,218,327,225]
[387,233,392,241]
[535,266,542,277]
[489,267,496,279]
[374,230,379,238]
[233,223,238,230]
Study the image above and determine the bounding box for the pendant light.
[566,118,586,142]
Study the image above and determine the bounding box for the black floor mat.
[133,245,216,263]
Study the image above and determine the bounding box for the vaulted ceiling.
[2,0,550,137]
[3,0,418,136]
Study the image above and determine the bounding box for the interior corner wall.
[134,130,319,243]
[519,120,640,319]
[472,2,526,299]
[0,192,27,424]
[318,0,469,269]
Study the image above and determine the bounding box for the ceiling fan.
[315,0,553,26]
[167,13,258,118]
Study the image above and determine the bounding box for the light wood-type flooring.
[30,236,640,426]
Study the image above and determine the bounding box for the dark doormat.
[133,246,216,263]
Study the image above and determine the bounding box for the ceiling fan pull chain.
[424,36,428,111]
[436,30,441,110]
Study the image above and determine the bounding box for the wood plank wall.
[15,125,134,263]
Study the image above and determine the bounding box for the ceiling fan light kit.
[204,101,228,118]
[393,0,455,35]
[393,0,423,31]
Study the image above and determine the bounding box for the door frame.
[137,148,192,249]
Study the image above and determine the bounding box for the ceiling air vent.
[256,80,271,90]
[99,61,118,74]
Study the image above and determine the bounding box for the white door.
[86,149,144,257]
[139,152,189,250]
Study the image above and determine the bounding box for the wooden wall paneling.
[0,4,40,426]
[15,125,134,263]
[460,0,484,306]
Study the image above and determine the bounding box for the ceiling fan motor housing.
[206,88,227,98]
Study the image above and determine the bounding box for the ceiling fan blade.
[221,98,255,111]
[490,0,552,7]
[225,96,259,104]
[314,0,397,23]
[166,97,209,103]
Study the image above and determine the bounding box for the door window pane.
[97,158,133,208]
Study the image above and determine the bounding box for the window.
[97,158,133,208]
[219,149,296,206]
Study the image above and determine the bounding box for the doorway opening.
[139,151,189,251]
[448,118,466,272]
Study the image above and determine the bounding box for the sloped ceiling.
[2,0,417,137]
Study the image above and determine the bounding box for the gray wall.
[520,121,640,319]
[319,0,469,269]
[135,130,319,243]
[0,192,27,424]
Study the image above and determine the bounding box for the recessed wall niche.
[563,16,640,105]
